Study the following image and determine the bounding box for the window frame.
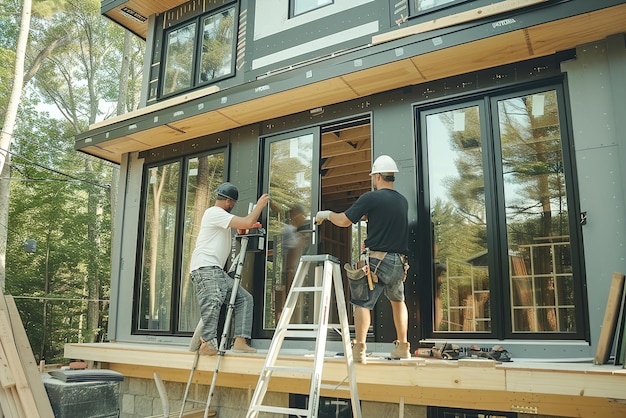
[160,3,238,99]
[408,0,470,18]
[416,79,587,341]
[132,148,228,336]
[289,0,334,18]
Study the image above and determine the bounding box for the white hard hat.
[370,155,399,175]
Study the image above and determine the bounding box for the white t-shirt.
[190,206,235,271]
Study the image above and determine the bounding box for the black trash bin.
[44,369,124,418]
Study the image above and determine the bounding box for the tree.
[0,0,32,293]
[1,0,144,359]
[0,0,70,290]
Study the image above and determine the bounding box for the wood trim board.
[0,289,55,418]
[594,272,626,365]
[372,0,549,45]
[613,280,626,365]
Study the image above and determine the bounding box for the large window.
[136,151,225,334]
[421,84,584,338]
[290,0,333,17]
[410,0,468,16]
[162,5,236,97]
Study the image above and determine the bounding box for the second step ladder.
[247,254,362,418]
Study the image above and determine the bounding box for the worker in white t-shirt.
[189,182,268,355]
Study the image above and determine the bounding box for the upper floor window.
[290,0,333,17]
[411,0,462,15]
[162,6,236,97]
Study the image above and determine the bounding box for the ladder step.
[284,330,319,338]
[291,285,324,292]
[281,323,320,329]
[247,256,361,417]
[266,365,315,374]
[320,383,351,392]
[251,405,310,416]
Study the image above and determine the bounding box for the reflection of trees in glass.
[163,23,196,95]
[499,91,572,332]
[428,92,575,333]
[199,9,234,83]
[428,106,490,332]
[439,107,486,229]
[179,154,225,331]
[140,163,180,330]
[499,92,566,243]
[264,136,313,328]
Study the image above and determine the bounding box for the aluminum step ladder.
[180,228,264,418]
[246,254,362,418]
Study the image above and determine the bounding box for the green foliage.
[7,103,113,362]
[3,0,143,363]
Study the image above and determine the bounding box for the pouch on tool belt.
[343,261,367,280]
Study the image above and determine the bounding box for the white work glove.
[315,210,331,224]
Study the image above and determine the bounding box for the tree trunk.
[0,0,32,290]
[0,159,11,291]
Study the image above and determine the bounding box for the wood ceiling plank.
[412,31,532,81]
[323,161,371,178]
[341,59,425,96]
[323,147,369,163]
[166,111,241,139]
[527,5,626,56]
[218,78,358,125]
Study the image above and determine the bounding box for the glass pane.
[427,105,491,332]
[498,90,576,333]
[413,0,456,13]
[293,0,333,16]
[138,162,180,331]
[199,8,235,83]
[264,134,314,329]
[163,22,196,95]
[178,153,225,332]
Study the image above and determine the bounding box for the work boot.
[231,339,257,353]
[352,342,367,364]
[198,338,219,356]
[390,340,410,359]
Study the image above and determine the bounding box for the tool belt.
[344,250,409,291]
[365,249,410,289]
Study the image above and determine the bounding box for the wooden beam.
[372,0,549,45]
[594,272,626,364]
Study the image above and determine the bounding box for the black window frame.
[132,148,229,337]
[416,77,587,341]
[159,3,238,99]
[408,0,470,18]
[289,0,334,18]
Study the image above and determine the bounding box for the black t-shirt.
[344,188,409,254]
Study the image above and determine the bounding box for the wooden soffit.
[80,2,626,164]
[102,0,189,39]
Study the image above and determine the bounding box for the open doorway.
[260,117,371,333]
[317,117,372,326]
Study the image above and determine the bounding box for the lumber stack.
[0,288,54,417]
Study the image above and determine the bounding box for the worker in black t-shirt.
[315,155,410,363]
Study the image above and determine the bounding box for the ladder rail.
[179,233,254,418]
[247,255,362,418]
[333,262,361,414]
[203,235,250,418]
